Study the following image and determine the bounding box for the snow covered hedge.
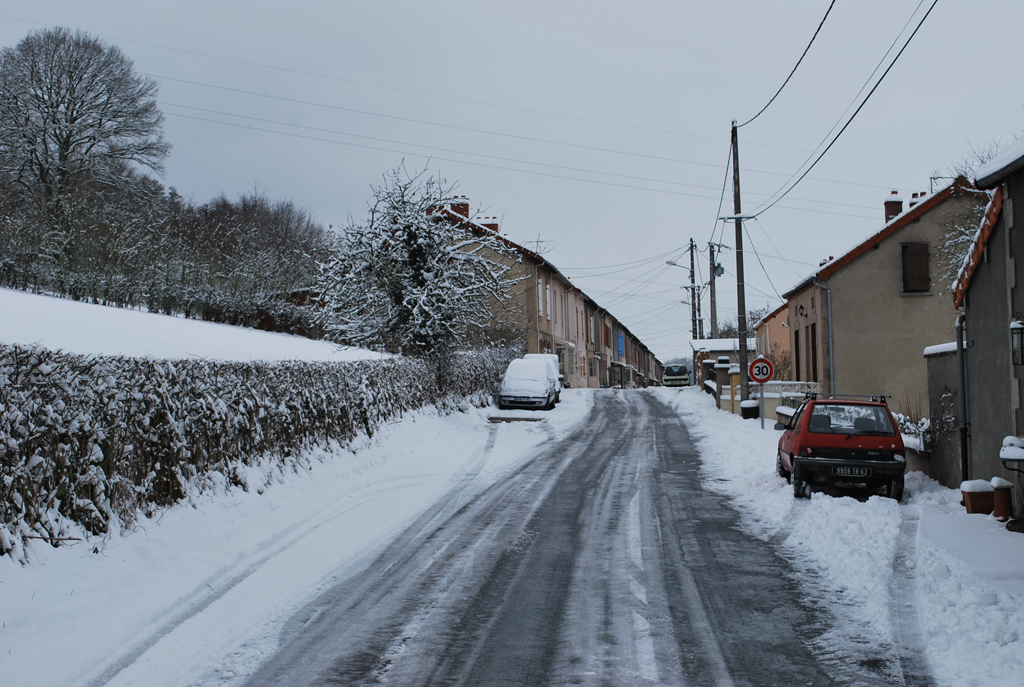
[0,342,517,559]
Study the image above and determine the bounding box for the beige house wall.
[827,197,967,416]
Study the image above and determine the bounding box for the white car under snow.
[497,358,559,410]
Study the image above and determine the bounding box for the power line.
[155,75,916,195]
[163,111,881,219]
[737,0,837,128]
[748,0,938,219]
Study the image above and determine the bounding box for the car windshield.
[806,403,896,435]
[665,365,687,376]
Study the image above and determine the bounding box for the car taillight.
[799,447,810,457]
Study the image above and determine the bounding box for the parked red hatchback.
[776,395,906,501]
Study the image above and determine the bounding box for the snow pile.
[654,387,1024,687]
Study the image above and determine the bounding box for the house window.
[546,284,551,320]
[901,243,930,292]
[537,279,543,317]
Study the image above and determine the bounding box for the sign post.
[748,357,775,429]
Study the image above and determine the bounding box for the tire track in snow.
[889,506,935,687]
[79,429,501,687]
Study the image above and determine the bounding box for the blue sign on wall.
[618,333,625,356]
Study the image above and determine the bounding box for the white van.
[524,353,562,402]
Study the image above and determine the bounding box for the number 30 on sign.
[749,357,774,384]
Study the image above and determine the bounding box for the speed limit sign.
[749,357,774,384]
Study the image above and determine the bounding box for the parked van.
[663,364,690,387]
[524,353,563,402]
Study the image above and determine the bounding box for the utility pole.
[688,239,698,340]
[731,121,750,402]
[708,242,718,338]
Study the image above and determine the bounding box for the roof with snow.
[783,176,973,299]
[953,185,1004,308]
[975,137,1024,189]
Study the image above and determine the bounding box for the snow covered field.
[0,287,382,362]
[653,386,1024,687]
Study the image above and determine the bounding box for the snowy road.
[242,391,894,686]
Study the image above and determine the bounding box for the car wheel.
[887,475,905,502]
[555,391,561,404]
[777,452,791,482]
[792,459,810,499]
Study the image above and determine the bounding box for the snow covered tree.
[0,27,169,211]
[316,165,522,354]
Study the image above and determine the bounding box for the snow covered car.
[497,358,559,410]
[662,364,690,387]
[775,395,906,500]
[523,353,563,402]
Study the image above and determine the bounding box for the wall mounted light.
[798,305,806,317]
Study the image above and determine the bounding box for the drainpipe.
[956,314,969,481]
[813,280,835,395]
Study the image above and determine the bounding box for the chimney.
[481,216,499,233]
[884,190,903,222]
[450,195,470,218]
[908,192,919,209]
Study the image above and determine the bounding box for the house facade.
[754,303,791,380]
[435,199,662,388]
[782,178,984,416]
[942,140,1024,510]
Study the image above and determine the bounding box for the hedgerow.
[0,343,517,560]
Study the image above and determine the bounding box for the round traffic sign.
[749,357,774,384]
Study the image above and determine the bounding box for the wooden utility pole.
[731,121,750,401]
[688,239,698,340]
[708,242,718,338]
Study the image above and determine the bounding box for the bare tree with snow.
[0,27,169,211]
[316,165,522,354]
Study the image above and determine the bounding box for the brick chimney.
[884,190,903,223]
[481,216,499,233]
[450,195,470,218]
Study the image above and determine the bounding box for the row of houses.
[727,157,1024,512]
[436,198,663,389]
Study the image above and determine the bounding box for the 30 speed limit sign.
[749,357,774,384]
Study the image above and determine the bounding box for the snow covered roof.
[782,176,972,299]
[975,137,1024,189]
[923,342,957,357]
[953,185,1003,308]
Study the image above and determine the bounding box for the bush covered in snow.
[0,342,517,560]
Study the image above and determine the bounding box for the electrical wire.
[747,0,938,219]
[737,0,837,128]
[742,224,784,301]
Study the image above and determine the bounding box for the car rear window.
[806,404,896,435]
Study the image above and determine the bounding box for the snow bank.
[653,387,1024,687]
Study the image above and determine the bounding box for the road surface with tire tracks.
[244,390,931,687]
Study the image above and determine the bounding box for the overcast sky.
[2,1,1022,361]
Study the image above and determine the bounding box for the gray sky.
[2,1,1022,361]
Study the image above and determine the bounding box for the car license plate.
[513,397,528,402]
[832,466,871,477]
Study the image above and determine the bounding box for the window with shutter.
[901,243,930,292]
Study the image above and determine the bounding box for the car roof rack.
[803,392,890,404]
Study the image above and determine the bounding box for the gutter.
[813,279,835,394]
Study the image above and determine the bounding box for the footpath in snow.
[0,387,593,687]
[654,386,1024,687]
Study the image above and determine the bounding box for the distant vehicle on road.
[497,358,559,410]
[775,395,906,500]
[662,364,690,387]
[524,353,563,402]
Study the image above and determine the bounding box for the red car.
[776,395,906,501]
